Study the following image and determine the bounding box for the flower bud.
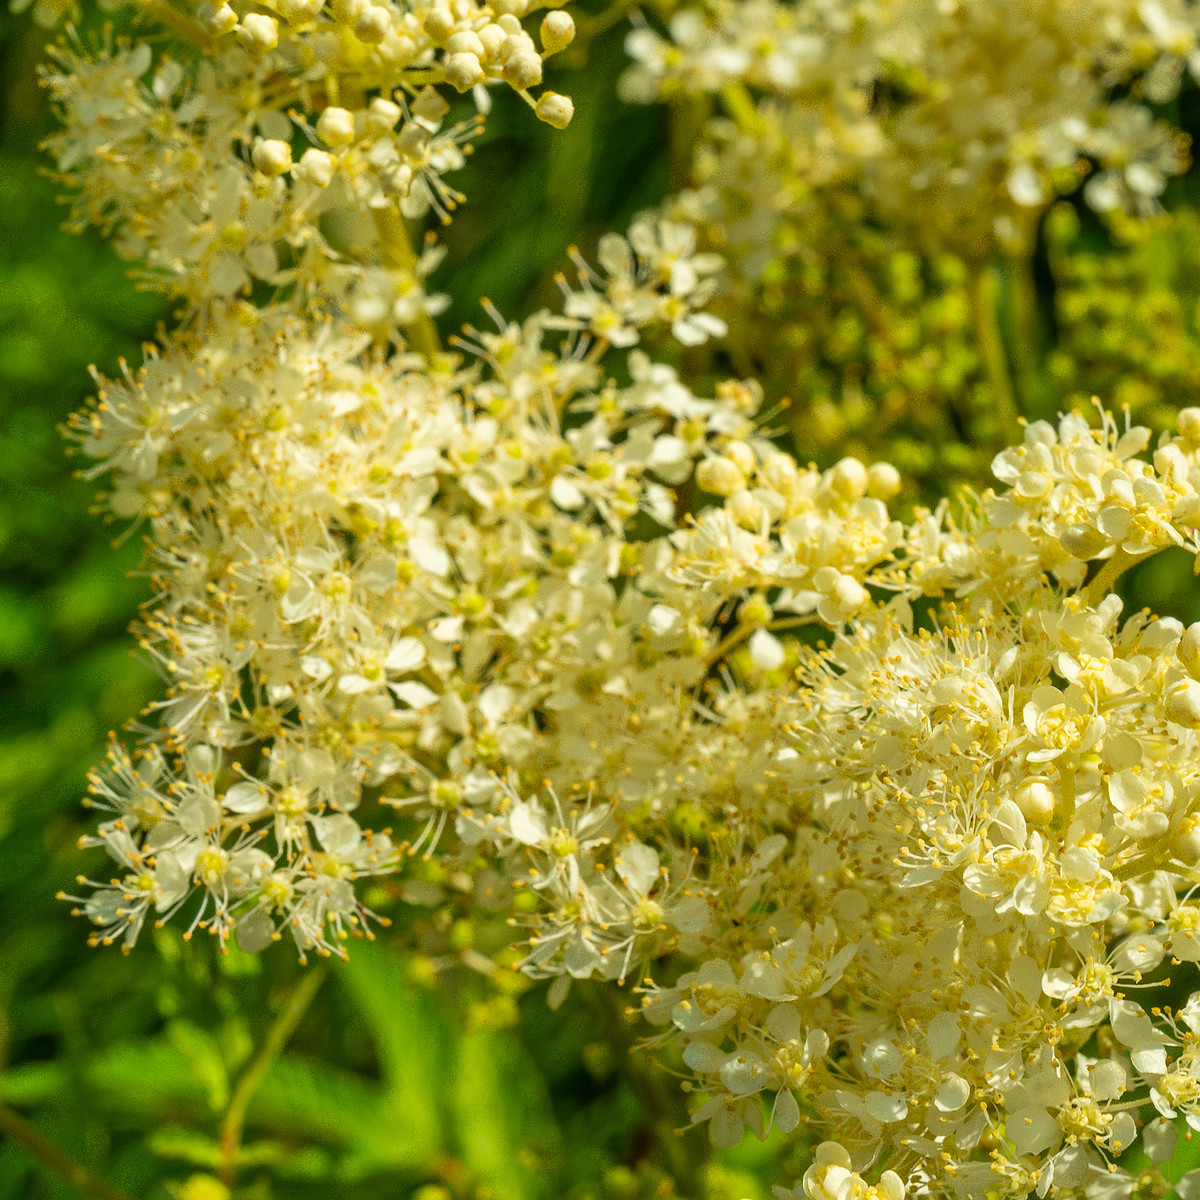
[1173,814,1200,863]
[365,97,401,137]
[423,4,455,41]
[411,87,450,126]
[827,456,868,502]
[723,440,756,477]
[729,489,762,529]
[380,162,414,195]
[502,41,543,88]
[1015,778,1055,824]
[237,12,279,53]
[534,91,573,128]
[739,593,772,627]
[197,3,238,35]
[1166,679,1200,728]
[296,147,335,186]
[867,461,901,501]
[355,5,391,43]
[761,451,799,494]
[446,51,484,92]
[494,0,529,15]
[478,23,507,58]
[825,573,868,621]
[278,0,324,23]
[540,10,575,55]
[331,0,366,21]
[1180,623,1200,679]
[316,106,356,147]
[378,32,419,66]
[1061,522,1108,559]
[696,456,746,497]
[252,138,293,176]
[447,30,485,57]
[1179,407,1200,444]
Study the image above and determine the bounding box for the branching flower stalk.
[25,0,1200,1199]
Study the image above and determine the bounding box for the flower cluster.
[623,0,1196,250]
[40,2,1200,1199]
[617,0,1200,493]
[42,0,578,339]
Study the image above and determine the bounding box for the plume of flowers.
[36,2,1200,1199]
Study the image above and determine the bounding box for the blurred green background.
[6,4,1200,1199]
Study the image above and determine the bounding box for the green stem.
[669,94,711,192]
[717,84,762,137]
[968,263,1021,444]
[1084,548,1148,607]
[705,621,753,668]
[1051,766,1076,835]
[1006,245,1039,414]
[572,0,638,54]
[372,206,443,360]
[0,1103,136,1200]
[134,0,217,52]
[218,965,328,1186]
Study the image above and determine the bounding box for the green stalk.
[218,965,328,1186]
[0,1103,136,1200]
[134,0,217,52]
[670,95,712,192]
[372,206,443,361]
[969,263,1021,444]
[1006,244,1039,414]
[1084,547,1149,607]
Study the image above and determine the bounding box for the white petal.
[384,637,426,671]
[773,1088,800,1133]
[749,629,785,671]
[615,841,659,898]
[224,782,268,814]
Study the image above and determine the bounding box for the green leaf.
[87,1039,211,1119]
[166,1018,229,1111]
[449,1029,562,1200]
[333,941,449,1164]
[147,1126,223,1168]
[249,1053,393,1148]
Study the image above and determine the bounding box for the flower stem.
[1084,548,1149,607]
[372,206,443,360]
[1006,244,1039,414]
[573,0,638,52]
[969,263,1021,444]
[133,0,217,52]
[670,95,711,191]
[218,964,328,1186]
[0,1102,136,1200]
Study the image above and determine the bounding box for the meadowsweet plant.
[629,0,1200,488]
[24,0,1200,1198]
